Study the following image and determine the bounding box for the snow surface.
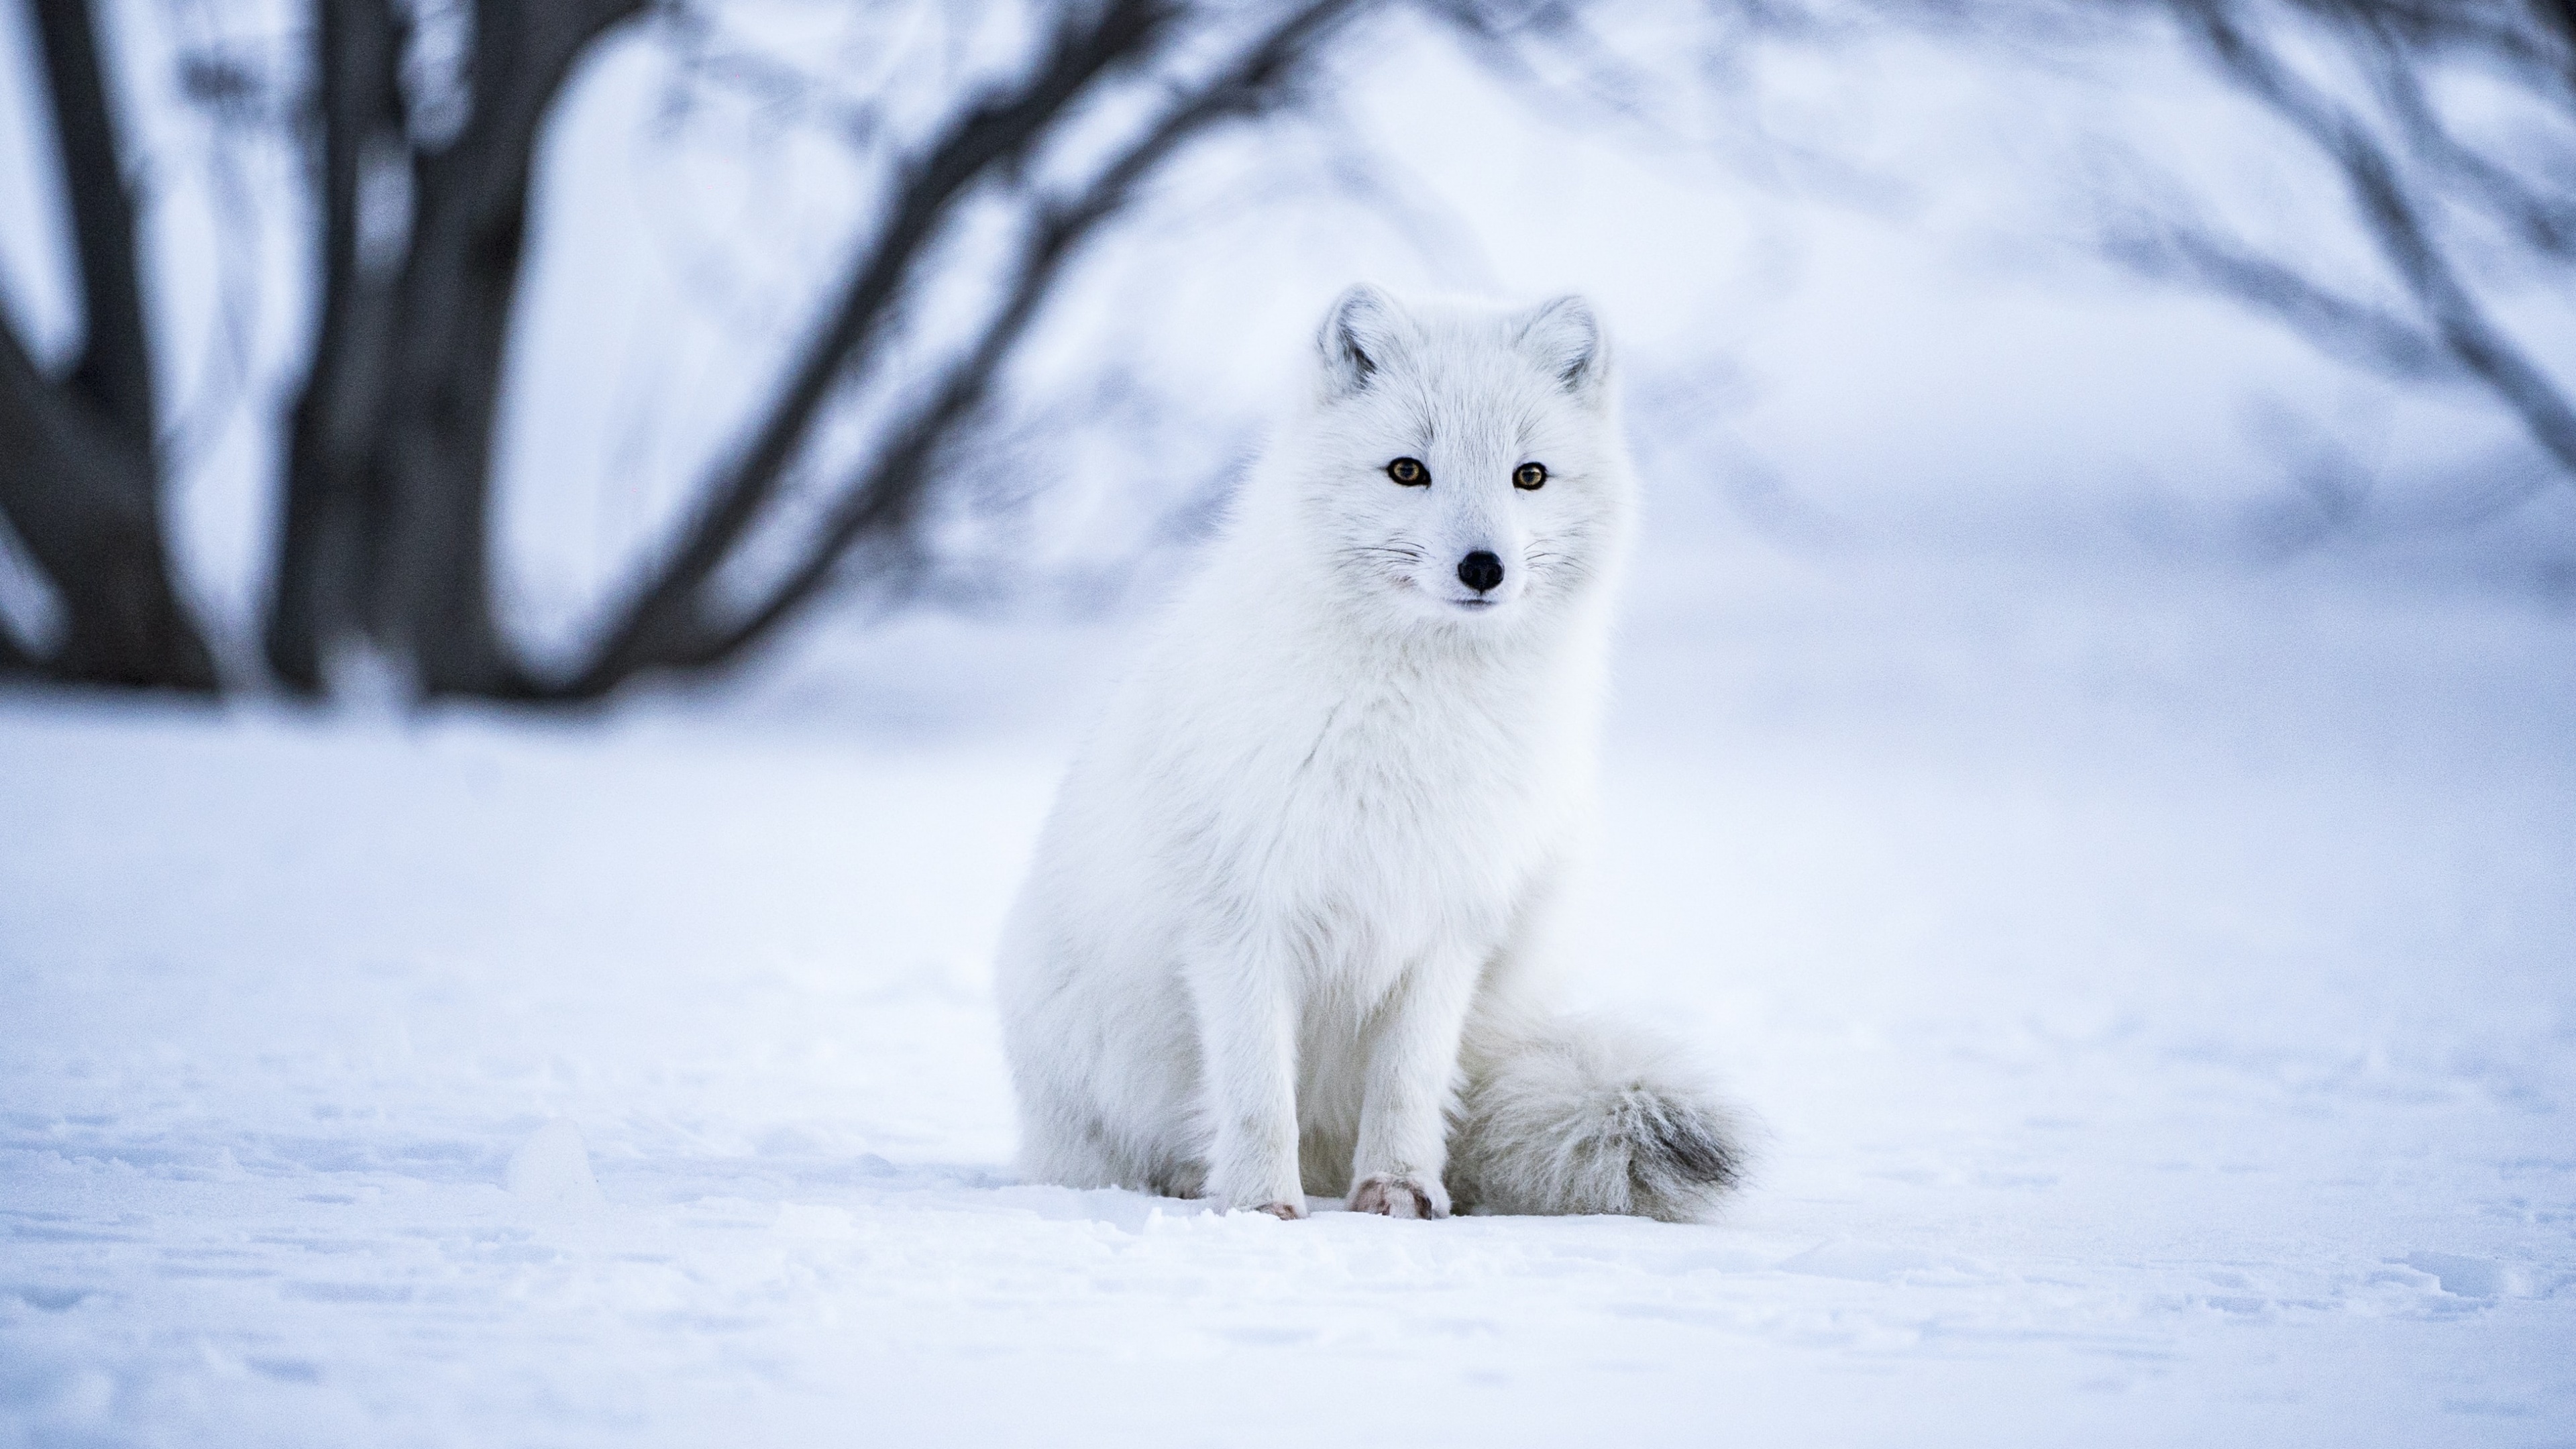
[5,554,2575,1447]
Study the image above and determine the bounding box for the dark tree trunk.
[376,0,643,697]
[0,329,212,686]
[0,606,30,672]
[0,0,216,690]
[266,0,407,693]
[269,0,641,698]
[37,0,152,443]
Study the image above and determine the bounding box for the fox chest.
[1171,685,1571,973]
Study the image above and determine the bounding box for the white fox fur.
[995,285,1745,1222]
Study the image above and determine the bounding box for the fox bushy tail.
[1447,1014,1749,1222]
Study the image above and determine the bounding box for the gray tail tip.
[1645,1099,1748,1191]
[1623,1086,1750,1197]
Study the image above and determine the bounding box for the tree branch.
[564,0,1183,692]
[2175,0,2576,479]
[2104,219,2454,379]
[2366,25,2576,259]
[665,0,1371,680]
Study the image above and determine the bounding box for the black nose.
[1457,551,1505,593]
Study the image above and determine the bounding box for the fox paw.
[1239,1199,1306,1221]
[1348,1173,1449,1219]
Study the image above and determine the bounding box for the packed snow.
[5,549,2573,1446]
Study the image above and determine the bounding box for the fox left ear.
[1318,283,1405,400]
[1516,294,1609,400]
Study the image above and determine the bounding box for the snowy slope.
[4,557,2573,1447]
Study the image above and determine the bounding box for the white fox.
[996,286,1744,1221]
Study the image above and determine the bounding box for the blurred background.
[7,9,2575,1439]
[3,0,2571,720]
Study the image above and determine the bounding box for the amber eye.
[1386,457,1429,486]
[1514,462,1548,490]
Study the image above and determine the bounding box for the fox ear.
[1318,284,1403,399]
[1516,294,1608,400]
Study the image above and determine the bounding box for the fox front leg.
[1185,940,1307,1218]
[1348,949,1482,1219]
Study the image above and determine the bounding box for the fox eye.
[1514,462,1548,490]
[1386,457,1429,486]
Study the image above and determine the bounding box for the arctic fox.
[996,286,1745,1221]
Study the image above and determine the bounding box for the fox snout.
[1456,551,1505,594]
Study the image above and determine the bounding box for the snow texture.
[4,555,2573,1446]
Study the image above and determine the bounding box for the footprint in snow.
[2402,1252,2526,1299]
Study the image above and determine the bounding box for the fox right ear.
[1516,294,1608,401]
[1318,284,1401,399]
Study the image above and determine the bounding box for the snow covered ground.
[5,551,2573,1447]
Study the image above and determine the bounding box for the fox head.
[1279,285,1635,635]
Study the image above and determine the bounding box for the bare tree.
[556,0,1367,698]
[256,0,1378,701]
[2108,0,2576,492]
[3,0,1375,701]
[267,0,651,697]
